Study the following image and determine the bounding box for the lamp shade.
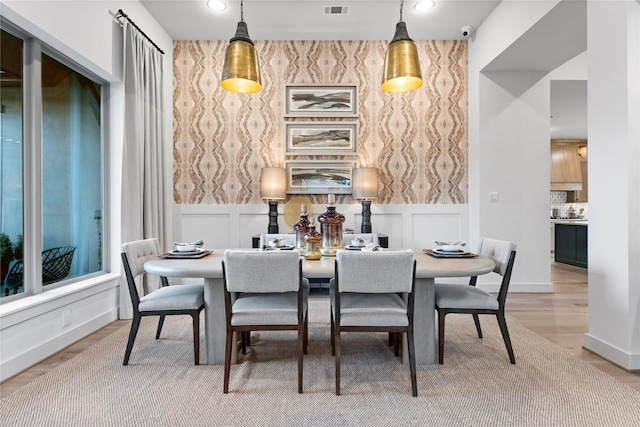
[382,21,423,93]
[260,167,286,200]
[221,21,262,94]
[352,167,379,200]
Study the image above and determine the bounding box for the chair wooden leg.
[298,322,304,394]
[394,333,401,357]
[191,311,200,365]
[303,309,309,354]
[155,315,166,339]
[438,310,446,364]
[241,332,247,355]
[407,327,418,397]
[123,315,141,365]
[497,313,516,364]
[335,325,341,395]
[330,309,335,356]
[473,314,483,338]
[223,327,234,393]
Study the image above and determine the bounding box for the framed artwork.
[285,122,358,155]
[285,84,358,117]
[286,161,356,194]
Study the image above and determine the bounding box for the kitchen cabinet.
[555,223,587,268]
[566,145,588,202]
[550,140,584,191]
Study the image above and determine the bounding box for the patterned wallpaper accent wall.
[173,40,467,205]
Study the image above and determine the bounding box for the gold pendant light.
[382,0,423,93]
[221,0,262,94]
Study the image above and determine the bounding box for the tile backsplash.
[550,191,588,218]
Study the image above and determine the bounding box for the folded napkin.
[361,242,381,252]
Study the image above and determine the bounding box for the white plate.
[170,248,203,254]
[435,248,464,254]
[344,245,363,251]
[276,245,295,251]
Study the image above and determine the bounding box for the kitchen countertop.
[551,219,588,226]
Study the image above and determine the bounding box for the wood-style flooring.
[2,262,640,397]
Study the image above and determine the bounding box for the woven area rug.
[3,297,640,426]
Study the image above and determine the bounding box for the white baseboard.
[1,309,118,382]
[583,333,640,371]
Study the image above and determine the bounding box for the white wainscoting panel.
[174,204,470,251]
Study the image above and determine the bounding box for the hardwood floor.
[3,262,640,397]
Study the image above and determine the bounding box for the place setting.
[161,240,212,259]
[423,241,477,258]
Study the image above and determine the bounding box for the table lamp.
[260,167,286,233]
[352,167,378,233]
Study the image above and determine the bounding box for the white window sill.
[0,273,120,320]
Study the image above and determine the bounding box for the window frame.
[0,19,109,301]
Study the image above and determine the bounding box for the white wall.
[0,1,174,381]
[467,1,565,292]
[584,0,640,368]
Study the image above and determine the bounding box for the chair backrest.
[259,234,297,248]
[121,238,162,278]
[42,245,77,284]
[477,238,517,277]
[4,245,77,290]
[335,250,415,294]
[223,249,301,293]
[121,238,163,308]
[476,238,517,308]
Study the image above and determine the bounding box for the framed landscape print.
[285,122,358,155]
[285,84,358,117]
[285,161,356,194]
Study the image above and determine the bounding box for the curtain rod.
[116,9,165,55]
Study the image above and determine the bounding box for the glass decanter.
[318,194,345,256]
[304,218,322,260]
[293,204,310,250]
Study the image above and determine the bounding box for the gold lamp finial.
[221,0,262,94]
[381,0,423,93]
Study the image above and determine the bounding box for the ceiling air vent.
[323,6,349,15]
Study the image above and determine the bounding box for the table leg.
[404,277,437,365]
[204,277,226,364]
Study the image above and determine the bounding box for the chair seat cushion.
[333,293,408,327]
[139,284,204,312]
[231,291,308,326]
[434,283,499,310]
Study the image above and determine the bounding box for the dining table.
[144,249,496,365]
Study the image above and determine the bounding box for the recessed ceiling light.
[414,1,435,12]
[207,0,226,12]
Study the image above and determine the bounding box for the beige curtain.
[119,22,166,319]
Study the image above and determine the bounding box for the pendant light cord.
[399,0,404,21]
[240,0,245,22]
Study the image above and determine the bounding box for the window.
[1,24,105,300]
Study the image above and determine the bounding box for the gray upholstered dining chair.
[330,249,417,397]
[121,238,205,365]
[222,249,309,393]
[434,238,517,364]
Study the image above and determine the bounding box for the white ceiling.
[141,0,587,139]
[140,0,501,41]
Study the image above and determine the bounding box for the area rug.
[2,297,640,426]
